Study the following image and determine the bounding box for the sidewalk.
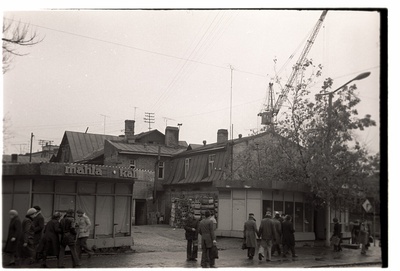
[4,225,382,268]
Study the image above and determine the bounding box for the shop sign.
[65,165,103,176]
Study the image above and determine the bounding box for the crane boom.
[260,10,327,126]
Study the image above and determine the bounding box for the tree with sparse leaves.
[2,18,43,73]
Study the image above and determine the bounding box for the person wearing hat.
[243,213,258,260]
[184,212,199,261]
[32,205,45,261]
[76,209,94,259]
[59,209,81,268]
[282,215,298,258]
[40,212,62,268]
[5,210,22,266]
[331,217,342,252]
[271,212,283,257]
[18,208,37,265]
[257,211,277,262]
[198,210,217,268]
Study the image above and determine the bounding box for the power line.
[3,17,267,79]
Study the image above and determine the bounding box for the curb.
[310,261,382,268]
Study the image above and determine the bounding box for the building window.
[208,154,216,176]
[129,159,136,169]
[158,161,165,179]
[185,158,191,178]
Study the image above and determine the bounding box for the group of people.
[4,206,94,268]
[243,211,297,262]
[333,217,372,255]
[184,210,218,268]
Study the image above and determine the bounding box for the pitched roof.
[107,140,186,157]
[187,144,203,150]
[2,155,50,164]
[64,131,122,162]
[131,129,163,140]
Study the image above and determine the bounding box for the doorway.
[135,200,147,225]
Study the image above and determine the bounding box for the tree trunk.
[325,201,331,247]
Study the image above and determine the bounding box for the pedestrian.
[257,211,277,262]
[59,209,81,268]
[243,213,258,260]
[331,218,342,252]
[184,212,199,261]
[40,212,62,268]
[18,208,37,265]
[210,211,217,231]
[281,215,298,258]
[351,220,360,244]
[359,220,370,255]
[198,210,217,268]
[32,205,45,261]
[76,209,95,259]
[5,210,22,266]
[271,212,282,257]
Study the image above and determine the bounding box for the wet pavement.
[6,224,383,268]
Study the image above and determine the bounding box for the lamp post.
[316,72,370,247]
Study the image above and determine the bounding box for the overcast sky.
[3,9,381,154]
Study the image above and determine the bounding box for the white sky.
[2,8,381,155]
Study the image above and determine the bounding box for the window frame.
[129,159,136,169]
[158,161,165,180]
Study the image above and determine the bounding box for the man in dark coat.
[184,212,199,261]
[198,210,217,268]
[59,209,81,268]
[243,213,258,259]
[40,212,62,268]
[271,212,282,257]
[18,208,37,265]
[258,211,277,262]
[331,217,342,252]
[32,205,45,261]
[282,215,297,258]
[5,210,22,266]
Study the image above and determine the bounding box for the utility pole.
[144,112,155,131]
[100,114,110,135]
[29,133,34,162]
[229,65,234,141]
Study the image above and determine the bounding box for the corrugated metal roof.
[108,141,185,156]
[167,149,228,185]
[65,131,122,162]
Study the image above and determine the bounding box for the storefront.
[2,162,151,249]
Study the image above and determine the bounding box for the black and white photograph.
[2,1,390,269]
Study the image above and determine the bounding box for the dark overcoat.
[33,213,45,245]
[40,219,61,256]
[5,216,22,253]
[243,219,258,248]
[258,217,277,241]
[272,218,282,244]
[18,216,35,258]
[198,218,215,249]
[184,217,199,240]
[60,215,77,246]
[281,220,295,247]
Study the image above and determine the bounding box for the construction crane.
[259,10,328,126]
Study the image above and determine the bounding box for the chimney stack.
[165,126,179,147]
[11,154,18,163]
[238,134,242,139]
[203,140,207,146]
[125,120,135,143]
[217,129,228,144]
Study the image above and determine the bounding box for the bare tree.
[2,18,43,73]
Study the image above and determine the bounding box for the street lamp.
[315,71,370,247]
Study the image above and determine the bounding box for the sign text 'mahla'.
[64,165,136,179]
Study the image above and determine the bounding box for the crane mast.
[260,10,328,126]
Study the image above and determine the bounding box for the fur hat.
[77,209,84,214]
[265,211,272,217]
[26,208,37,216]
[9,210,18,216]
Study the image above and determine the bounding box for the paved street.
[9,224,382,268]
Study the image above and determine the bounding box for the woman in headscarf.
[18,208,37,265]
[40,212,62,267]
[5,210,22,266]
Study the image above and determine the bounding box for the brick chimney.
[217,129,228,143]
[11,154,18,163]
[165,126,179,147]
[125,120,135,143]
